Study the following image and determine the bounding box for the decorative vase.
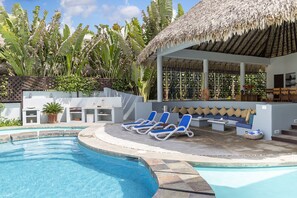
[48,114,58,124]
[164,89,169,101]
[201,88,210,101]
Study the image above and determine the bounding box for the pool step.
[272,134,297,144]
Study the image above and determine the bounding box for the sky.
[0,0,199,30]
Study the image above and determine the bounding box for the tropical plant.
[89,25,131,79]
[0,4,102,77]
[176,3,185,18]
[142,0,175,43]
[43,102,63,114]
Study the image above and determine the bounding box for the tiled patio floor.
[104,124,297,159]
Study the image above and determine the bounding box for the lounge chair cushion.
[172,106,180,113]
[219,107,227,116]
[187,107,196,115]
[227,107,235,116]
[195,106,203,115]
[210,107,219,115]
[180,107,188,115]
[236,122,252,129]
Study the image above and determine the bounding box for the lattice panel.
[0,76,113,103]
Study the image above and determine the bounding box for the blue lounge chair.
[132,112,170,135]
[149,114,194,141]
[121,111,157,131]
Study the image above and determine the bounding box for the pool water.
[0,138,157,198]
[0,127,86,135]
[195,166,297,198]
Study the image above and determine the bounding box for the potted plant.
[43,102,63,123]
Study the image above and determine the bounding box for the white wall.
[23,93,122,123]
[267,52,297,88]
[0,103,21,120]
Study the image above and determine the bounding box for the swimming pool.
[195,166,297,198]
[0,137,157,197]
[0,127,86,135]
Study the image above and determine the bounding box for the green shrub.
[55,75,98,96]
[0,118,21,127]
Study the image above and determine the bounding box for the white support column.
[157,55,163,102]
[203,59,209,89]
[240,62,246,91]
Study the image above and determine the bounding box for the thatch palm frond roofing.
[138,0,297,64]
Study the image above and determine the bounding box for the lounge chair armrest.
[136,118,145,122]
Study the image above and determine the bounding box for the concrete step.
[291,124,297,130]
[282,129,297,136]
[272,134,297,144]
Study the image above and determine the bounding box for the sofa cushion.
[187,107,196,115]
[227,107,235,116]
[210,107,219,115]
[214,115,221,119]
[203,106,210,115]
[192,114,201,118]
[235,108,241,117]
[236,122,252,129]
[219,107,227,116]
[180,107,188,115]
[195,106,203,115]
[206,114,214,119]
[172,106,180,113]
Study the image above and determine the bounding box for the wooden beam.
[276,25,282,57]
[261,26,273,57]
[158,41,199,57]
[226,35,240,53]
[240,29,259,55]
[270,25,278,57]
[249,28,270,56]
[233,30,251,54]
[164,49,270,65]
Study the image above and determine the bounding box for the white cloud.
[60,0,97,30]
[0,0,4,7]
[101,4,141,24]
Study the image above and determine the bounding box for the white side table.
[22,109,41,126]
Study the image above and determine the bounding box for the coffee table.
[191,117,209,127]
[208,119,229,131]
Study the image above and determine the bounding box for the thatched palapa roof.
[138,0,297,65]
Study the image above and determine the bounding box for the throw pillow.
[203,106,210,115]
[219,107,227,116]
[227,107,235,116]
[180,107,188,115]
[210,107,219,115]
[241,109,248,118]
[187,107,196,115]
[195,106,203,115]
[172,106,180,113]
[235,108,241,117]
